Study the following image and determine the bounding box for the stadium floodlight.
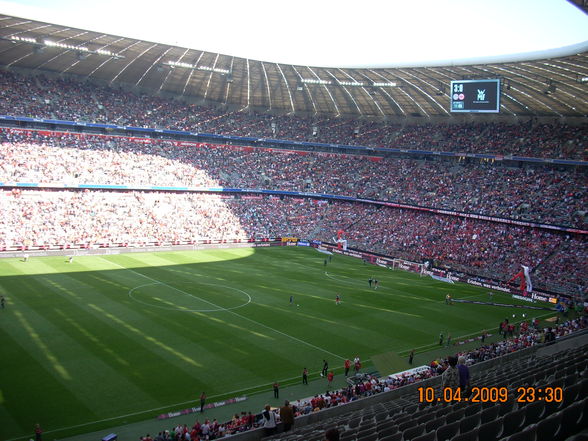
[337,81,365,87]
[8,35,37,44]
[4,36,123,58]
[301,78,332,85]
[44,40,90,51]
[164,61,230,75]
[372,82,397,87]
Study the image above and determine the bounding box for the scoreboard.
[450,79,500,113]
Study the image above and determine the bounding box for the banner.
[157,396,247,420]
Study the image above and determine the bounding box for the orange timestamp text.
[417,386,563,403]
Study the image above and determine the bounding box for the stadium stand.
[1,128,587,229]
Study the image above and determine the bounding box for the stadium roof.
[0,12,588,118]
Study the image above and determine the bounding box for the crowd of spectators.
[0,70,587,160]
[2,190,586,295]
[1,189,249,246]
[140,316,586,440]
[1,129,586,228]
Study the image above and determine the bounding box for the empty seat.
[451,428,479,441]
[535,411,563,441]
[424,416,445,433]
[374,411,388,422]
[480,404,500,423]
[397,420,413,432]
[378,432,402,441]
[498,400,515,416]
[464,404,482,417]
[556,400,584,441]
[502,425,537,441]
[523,400,545,425]
[435,420,460,441]
[459,412,481,433]
[376,420,397,432]
[445,408,465,424]
[501,408,526,438]
[412,430,436,441]
[435,406,452,418]
[477,418,503,441]
[348,417,361,429]
[563,383,581,402]
[356,432,377,441]
[402,423,426,440]
[377,425,398,439]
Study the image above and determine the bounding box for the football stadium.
[0,1,587,441]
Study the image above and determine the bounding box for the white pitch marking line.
[100,257,345,361]
[128,281,252,312]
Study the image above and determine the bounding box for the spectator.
[280,400,295,432]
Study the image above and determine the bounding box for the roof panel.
[0,14,587,118]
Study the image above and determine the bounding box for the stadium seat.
[501,408,526,438]
[340,431,358,441]
[523,400,545,425]
[556,400,585,441]
[480,404,500,423]
[375,411,388,422]
[500,425,537,441]
[535,411,562,440]
[580,378,588,398]
[376,419,397,432]
[563,383,581,402]
[464,404,482,417]
[358,425,376,435]
[356,432,378,441]
[404,404,418,414]
[459,412,481,433]
[445,408,465,424]
[424,416,445,433]
[451,428,479,441]
[348,417,361,429]
[498,400,515,416]
[398,420,414,432]
[435,420,460,441]
[415,414,431,426]
[376,425,398,439]
[411,430,436,441]
[402,423,426,440]
[477,418,503,441]
[435,406,452,418]
[378,432,402,441]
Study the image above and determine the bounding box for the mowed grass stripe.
[0,326,96,440]
[5,298,159,413]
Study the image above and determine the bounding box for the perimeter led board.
[450,79,500,113]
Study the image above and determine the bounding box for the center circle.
[128,281,251,312]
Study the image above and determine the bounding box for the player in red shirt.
[344,359,351,376]
[327,371,334,390]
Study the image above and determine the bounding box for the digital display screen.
[450,79,500,113]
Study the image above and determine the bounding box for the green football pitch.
[0,246,551,440]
